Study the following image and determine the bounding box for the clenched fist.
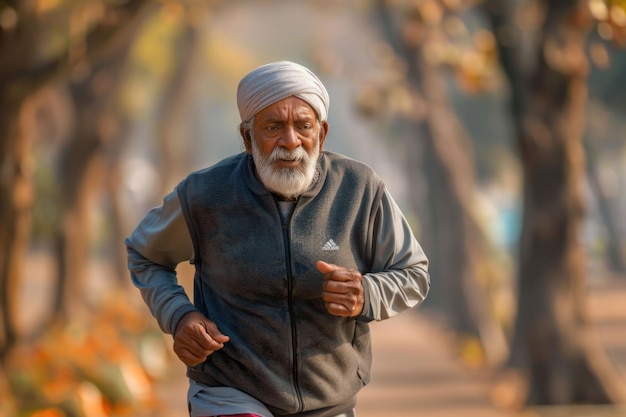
[173,311,230,366]
[317,260,365,317]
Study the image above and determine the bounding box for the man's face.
[244,96,328,199]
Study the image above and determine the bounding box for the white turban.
[237,61,330,123]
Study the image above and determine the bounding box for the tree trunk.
[373,0,509,365]
[53,28,140,318]
[482,0,626,404]
[0,1,40,357]
[0,0,155,336]
[155,21,203,193]
[0,93,30,363]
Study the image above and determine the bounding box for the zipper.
[279,200,304,412]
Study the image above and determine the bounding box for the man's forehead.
[256,97,317,120]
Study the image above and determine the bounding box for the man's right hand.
[173,311,230,366]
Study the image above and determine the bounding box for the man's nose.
[280,126,301,149]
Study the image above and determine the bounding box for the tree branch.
[0,0,157,97]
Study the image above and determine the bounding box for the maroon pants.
[204,414,262,417]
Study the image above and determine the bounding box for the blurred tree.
[585,139,626,273]
[360,0,626,405]
[365,0,509,366]
[52,32,139,321]
[0,0,228,414]
[153,5,207,194]
[482,0,626,404]
[0,0,153,362]
[585,42,626,274]
[0,2,189,417]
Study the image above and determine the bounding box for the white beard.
[251,139,320,199]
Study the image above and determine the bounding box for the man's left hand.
[317,260,364,317]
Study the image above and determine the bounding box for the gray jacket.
[125,151,429,416]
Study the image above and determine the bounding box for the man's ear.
[318,121,329,151]
[240,126,252,154]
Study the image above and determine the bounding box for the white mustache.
[270,147,307,163]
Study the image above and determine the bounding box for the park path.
[356,280,626,417]
[355,310,513,417]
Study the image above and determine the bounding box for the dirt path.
[355,311,512,417]
[356,280,626,417]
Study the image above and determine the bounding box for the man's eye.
[299,124,312,130]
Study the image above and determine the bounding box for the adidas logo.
[322,239,340,251]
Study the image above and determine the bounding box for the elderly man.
[125,61,430,417]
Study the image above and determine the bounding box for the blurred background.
[1,0,626,416]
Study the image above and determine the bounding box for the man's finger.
[317,260,357,283]
[203,321,230,345]
[316,260,340,274]
[176,346,207,366]
[325,302,350,317]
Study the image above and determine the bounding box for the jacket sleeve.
[359,187,430,321]
[124,189,198,335]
